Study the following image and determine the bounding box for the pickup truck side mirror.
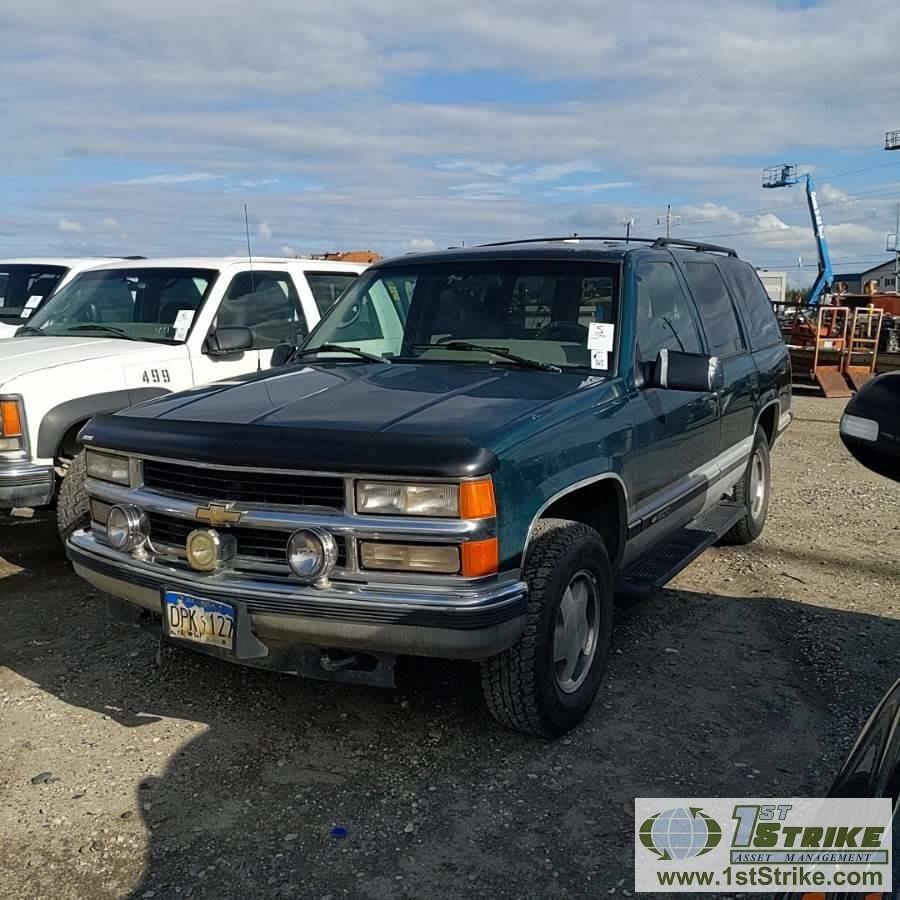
[840,371,900,483]
[651,349,723,392]
[207,326,254,356]
[270,342,295,367]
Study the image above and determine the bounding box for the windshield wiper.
[412,341,561,373]
[290,344,390,364]
[15,325,45,337]
[64,324,139,341]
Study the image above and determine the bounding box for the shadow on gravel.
[2,513,899,899]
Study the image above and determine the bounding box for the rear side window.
[720,260,783,350]
[635,261,703,365]
[306,272,360,316]
[683,262,745,357]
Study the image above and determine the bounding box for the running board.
[616,502,744,600]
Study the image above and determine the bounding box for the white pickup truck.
[0,256,364,520]
[0,258,131,338]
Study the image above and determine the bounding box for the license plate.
[163,591,235,650]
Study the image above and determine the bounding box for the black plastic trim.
[38,388,170,458]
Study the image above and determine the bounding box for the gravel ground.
[1,394,898,900]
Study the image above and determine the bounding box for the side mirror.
[207,326,253,356]
[270,342,295,367]
[651,349,723,392]
[840,372,900,483]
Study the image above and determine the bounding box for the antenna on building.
[622,217,635,242]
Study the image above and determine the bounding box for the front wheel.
[720,427,771,545]
[480,518,614,737]
[57,451,90,543]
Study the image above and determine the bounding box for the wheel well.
[757,403,778,448]
[539,478,626,569]
[57,419,88,461]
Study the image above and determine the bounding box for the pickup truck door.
[681,260,758,458]
[623,259,721,543]
[191,268,309,385]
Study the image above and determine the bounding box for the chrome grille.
[145,512,348,568]
[141,459,345,509]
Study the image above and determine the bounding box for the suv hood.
[86,363,604,477]
[0,336,167,387]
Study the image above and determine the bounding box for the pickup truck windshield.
[304,259,620,372]
[21,268,217,343]
[0,264,67,322]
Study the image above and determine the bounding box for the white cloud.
[257,221,273,239]
[57,218,83,232]
[402,238,437,251]
[115,172,221,186]
[99,216,120,231]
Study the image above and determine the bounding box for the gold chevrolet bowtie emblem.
[194,503,244,527]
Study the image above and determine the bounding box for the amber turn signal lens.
[459,480,496,519]
[461,537,499,577]
[0,400,23,437]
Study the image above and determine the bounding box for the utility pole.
[622,217,635,242]
[657,205,680,239]
[884,129,899,291]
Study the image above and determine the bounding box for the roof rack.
[476,235,737,256]
[650,237,737,257]
[477,235,656,248]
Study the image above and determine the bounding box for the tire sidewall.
[527,529,614,732]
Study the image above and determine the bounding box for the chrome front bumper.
[67,529,528,660]
[0,460,55,507]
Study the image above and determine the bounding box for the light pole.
[657,205,680,239]
[885,129,900,292]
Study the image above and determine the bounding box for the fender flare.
[37,388,170,459]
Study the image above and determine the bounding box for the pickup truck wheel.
[57,451,90,543]
[720,427,771,545]
[480,518,613,737]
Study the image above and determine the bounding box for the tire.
[720,427,771,545]
[57,450,90,543]
[480,518,614,737]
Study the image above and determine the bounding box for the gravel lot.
[1,394,898,900]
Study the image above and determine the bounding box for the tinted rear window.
[306,272,360,316]
[683,261,745,357]
[719,259,783,351]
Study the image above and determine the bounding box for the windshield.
[304,259,620,373]
[23,268,218,342]
[0,265,67,322]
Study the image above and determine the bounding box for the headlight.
[359,541,461,574]
[356,481,459,517]
[106,504,149,551]
[85,449,130,485]
[0,398,24,452]
[287,528,338,581]
[840,414,879,442]
[355,479,495,519]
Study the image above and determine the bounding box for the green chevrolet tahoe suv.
[65,236,791,736]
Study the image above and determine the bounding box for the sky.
[2,0,900,283]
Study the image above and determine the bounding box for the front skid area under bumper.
[67,530,529,663]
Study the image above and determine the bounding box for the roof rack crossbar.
[650,237,737,257]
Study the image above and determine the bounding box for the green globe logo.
[639,807,722,861]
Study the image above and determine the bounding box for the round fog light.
[106,504,149,551]
[287,528,338,581]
